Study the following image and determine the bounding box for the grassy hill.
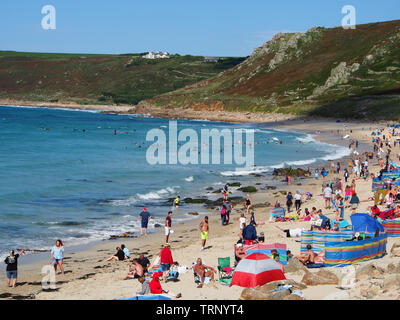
[144,20,400,120]
[0,51,245,105]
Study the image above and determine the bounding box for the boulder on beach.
[301,269,339,286]
[390,240,400,257]
[284,258,308,275]
[240,279,306,300]
[272,167,310,177]
[238,186,258,193]
[183,198,207,204]
[356,262,384,281]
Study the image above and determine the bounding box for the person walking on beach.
[200,216,209,251]
[4,249,24,288]
[286,192,293,213]
[51,240,65,275]
[344,168,349,182]
[165,211,173,244]
[139,208,151,236]
[323,184,333,209]
[245,194,252,215]
[294,191,302,211]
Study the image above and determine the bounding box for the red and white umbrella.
[230,252,286,288]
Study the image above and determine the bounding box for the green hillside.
[145,20,400,120]
[0,51,244,105]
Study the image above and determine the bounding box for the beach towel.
[114,295,171,300]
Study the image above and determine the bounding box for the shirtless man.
[192,258,216,288]
[200,216,209,251]
[120,259,144,280]
[295,245,316,265]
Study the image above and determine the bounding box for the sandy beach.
[1,105,399,301]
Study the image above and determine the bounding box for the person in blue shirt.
[139,208,151,236]
[51,239,65,275]
[242,222,257,245]
[121,244,130,259]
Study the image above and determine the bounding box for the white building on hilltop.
[142,51,170,59]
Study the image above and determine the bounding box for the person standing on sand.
[139,208,151,236]
[323,184,333,209]
[245,194,252,215]
[200,216,209,251]
[165,211,172,244]
[51,240,65,275]
[4,249,24,288]
[286,192,293,213]
[294,191,302,211]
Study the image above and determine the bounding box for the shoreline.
[0,102,393,300]
[0,103,355,266]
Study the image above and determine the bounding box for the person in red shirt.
[159,243,174,279]
[370,205,381,218]
[148,271,182,298]
[149,272,163,294]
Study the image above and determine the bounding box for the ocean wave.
[32,221,88,227]
[108,186,179,206]
[184,176,194,182]
[318,146,352,161]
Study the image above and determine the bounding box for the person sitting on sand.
[235,244,247,265]
[121,244,130,259]
[136,276,151,295]
[272,251,284,271]
[192,258,216,288]
[105,247,126,262]
[287,250,293,262]
[148,272,182,298]
[258,232,265,243]
[120,259,144,280]
[159,243,174,279]
[137,254,151,273]
[295,245,316,266]
[242,221,257,245]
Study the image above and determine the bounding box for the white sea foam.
[109,186,179,206]
[184,176,194,182]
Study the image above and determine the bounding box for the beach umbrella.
[230,252,286,288]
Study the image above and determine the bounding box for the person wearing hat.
[258,232,265,243]
[139,208,151,236]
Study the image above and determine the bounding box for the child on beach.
[239,213,246,231]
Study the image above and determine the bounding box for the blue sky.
[1,0,399,56]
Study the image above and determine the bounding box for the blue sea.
[0,105,350,260]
